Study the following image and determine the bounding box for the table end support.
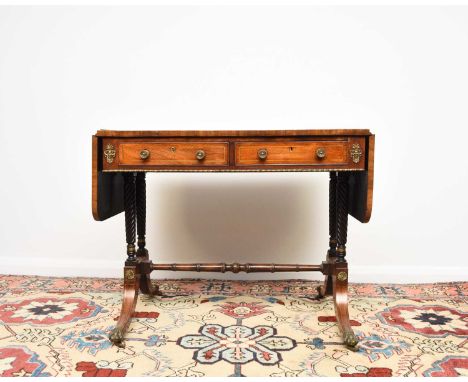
[333,262,359,351]
[109,265,140,348]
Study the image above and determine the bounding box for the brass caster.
[343,331,359,351]
[109,328,125,348]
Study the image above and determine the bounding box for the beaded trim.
[102,168,364,173]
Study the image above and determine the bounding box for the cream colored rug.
[0,275,466,377]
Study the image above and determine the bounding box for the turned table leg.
[136,172,159,296]
[333,172,359,350]
[109,173,140,347]
[318,172,337,298]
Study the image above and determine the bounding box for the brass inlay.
[337,271,348,281]
[350,143,362,163]
[103,168,365,173]
[125,269,135,281]
[104,144,116,164]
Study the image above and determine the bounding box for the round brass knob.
[196,149,206,160]
[258,148,268,160]
[140,149,150,160]
[316,147,326,159]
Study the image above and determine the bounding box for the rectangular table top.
[95,129,372,138]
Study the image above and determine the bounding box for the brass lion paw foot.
[109,328,126,348]
[343,331,359,351]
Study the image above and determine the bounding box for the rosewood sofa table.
[92,129,375,350]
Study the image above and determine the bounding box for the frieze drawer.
[117,142,229,166]
[235,140,364,167]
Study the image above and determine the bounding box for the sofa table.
[92,129,375,350]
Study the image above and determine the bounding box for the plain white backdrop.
[0,6,467,282]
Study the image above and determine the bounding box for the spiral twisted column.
[329,172,338,256]
[136,173,147,257]
[336,172,349,263]
[124,173,137,263]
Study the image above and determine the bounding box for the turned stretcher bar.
[150,263,323,273]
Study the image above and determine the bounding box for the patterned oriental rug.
[0,275,466,377]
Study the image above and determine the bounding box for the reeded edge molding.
[102,168,365,173]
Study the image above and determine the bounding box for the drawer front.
[235,141,362,166]
[118,142,229,166]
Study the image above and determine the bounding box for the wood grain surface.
[96,129,371,138]
[235,141,355,166]
[119,142,228,166]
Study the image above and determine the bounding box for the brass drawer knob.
[258,148,268,160]
[140,149,150,160]
[316,147,326,159]
[196,149,206,160]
